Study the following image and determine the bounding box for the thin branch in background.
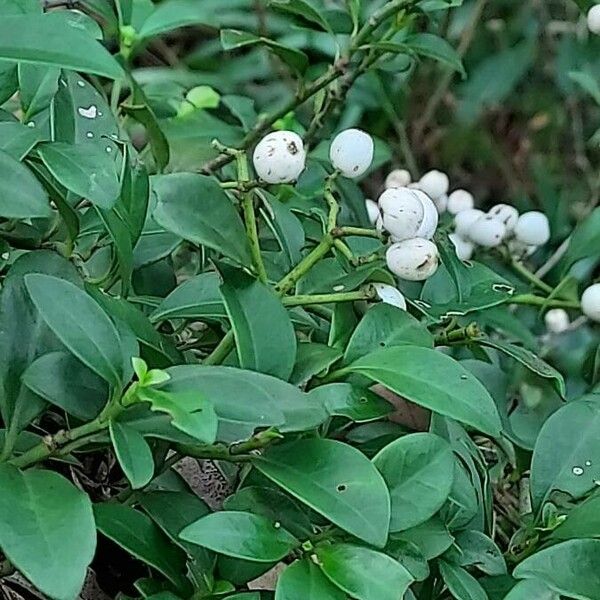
[413,0,488,140]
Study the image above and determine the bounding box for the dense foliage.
[0,1,599,599]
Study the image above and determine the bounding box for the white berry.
[582,283,600,322]
[447,189,474,215]
[379,187,424,241]
[252,131,306,184]
[329,128,374,178]
[365,199,381,226]
[373,283,406,310]
[413,189,439,239]
[433,193,448,214]
[449,233,474,261]
[385,169,412,189]
[488,204,519,232]
[454,208,484,238]
[544,309,570,334]
[588,5,600,35]
[468,215,506,247]
[386,238,439,281]
[418,170,449,200]
[514,211,550,246]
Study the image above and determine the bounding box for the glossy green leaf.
[109,420,154,489]
[450,530,507,576]
[316,543,413,600]
[373,433,455,532]
[22,351,107,421]
[552,493,600,540]
[558,206,600,273]
[255,438,390,547]
[275,560,345,600]
[94,503,190,593]
[137,387,218,444]
[344,303,433,364]
[392,516,454,560]
[504,580,559,600]
[18,63,60,119]
[180,511,298,562]
[346,346,502,436]
[0,465,96,600]
[152,173,251,266]
[38,142,120,209]
[309,383,393,422]
[290,343,342,385]
[270,0,333,33]
[25,274,123,387]
[219,266,297,380]
[0,149,50,218]
[438,560,487,600]
[514,539,600,599]
[0,13,123,79]
[531,394,600,510]
[0,121,39,159]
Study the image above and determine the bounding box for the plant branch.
[510,294,581,310]
[434,322,480,346]
[282,288,376,307]
[509,258,554,294]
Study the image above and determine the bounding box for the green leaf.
[138,490,212,568]
[530,394,600,510]
[0,465,96,600]
[25,274,123,387]
[137,388,218,444]
[504,580,559,600]
[275,560,345,600]
[346,346,502,436]
[0,149,50,218]
[290,343,342,386]
[152,173,251,266]
[94,503,190,593]
[38,142,120,209]
[163,365,326,442]
[255,438,390,547]
[180,511,298,562]
[220,29,308,73]
[477,337,566,397]
[438,560,487,600]
[109,420,154,489]
[450,530,507,576]
[0,121,39,159]
[377,34,465,76]
[552,493,600,540]
[373,433,455,532]
[315,543,414,600]
[270,0,333,33]
[0,13,123,79]
[558,206,600,274]
[344,303,433,364]
[392,516,454,560]
[514,539,600,599]
[569,70,600,104]
[0,252,79,436]
[18,63,60,119]
[219,266,297,380]
[22,351,107,421]
[309,383,393,423]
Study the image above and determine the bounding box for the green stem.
[237,152,268,283]
[510,294,581,310]
[204,330,235,365]
[283,288,375,307]
[509,258,553,295]
[434,322,480,346]
[334,226,385,240]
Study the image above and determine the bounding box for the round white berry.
[454,208,484,238]
[418,170,449,200]
[379,187,424,241]
[413,189,439,239]
[365,199,381,226]
[488,204,519,233]
[588,5,600,35]
[449,233,474,261]
[433,193,448,214]
[373,283,406,310]
[582,283,600,322]
[447,189,474,215]
[514,211,550,246]
[468,215,506,247]
[544,308,570,334]
[386,238,439,281]
[329,128,374,178]
[252,131,306,184]
[385,169,412,189]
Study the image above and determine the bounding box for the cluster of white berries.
[252,127,375,185]
[588,4,600,35]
